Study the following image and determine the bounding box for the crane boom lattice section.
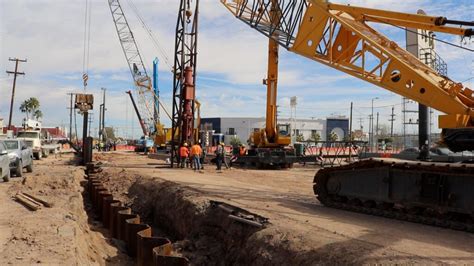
[108,0,157,135]
[222,0,474,130]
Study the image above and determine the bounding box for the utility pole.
[6,58,27,129]
[100,88,106,143]
[370,97,378,150]
[98,105,103,143]
[349,102,353,141]
[68,93,74,141]
[389,106,396,137]
[368,114,372,147]
[74,109,78,144]
[376,112,379,142]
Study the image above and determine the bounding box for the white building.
[201,117,349,144]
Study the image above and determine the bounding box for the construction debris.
[14,193,40,211]
[14,192,53,210]
[22,192,53,208]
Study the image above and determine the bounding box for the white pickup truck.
[16,130,60,159]
[17,130,44,160]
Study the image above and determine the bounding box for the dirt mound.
[0,156,133,265]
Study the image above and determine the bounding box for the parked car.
[430,147,474,157]
[0,142,10,182]
[395,146,473,162]
[396,147,437,161]
[1,139,34,177]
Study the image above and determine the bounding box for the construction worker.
[215,142,225,171]
[179,143,190,168]
[239,144,246,156]
[190,143,203,171]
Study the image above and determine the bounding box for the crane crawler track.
[314,158,474,233]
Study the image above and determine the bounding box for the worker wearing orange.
[190,143,203,171]
[239,145,246,156]
[179,143,190,168]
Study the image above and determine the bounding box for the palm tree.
[19,97,41,120]
[19,102,29,120]
[33,110,43,120]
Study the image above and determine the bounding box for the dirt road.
[1,152,472,264]
[0,154,132,265]
[98,151,474,265]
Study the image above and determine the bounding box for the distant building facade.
[200,117,349,144]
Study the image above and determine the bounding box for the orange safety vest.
[179,146,189,157]
[239,146,246,156]
[190,145,202,156]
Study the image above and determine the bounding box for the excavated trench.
[84,163,291,265]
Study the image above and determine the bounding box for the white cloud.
[1,0,471,138]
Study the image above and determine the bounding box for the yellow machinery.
[238,0,295,168]
[222,0,474,231]
[222,0,474,152]
[251,0,291,148]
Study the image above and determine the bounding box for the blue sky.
[1,0,473,139]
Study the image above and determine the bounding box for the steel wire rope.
[366,15,474,53]
[125,0,173,70]
[124,0,174,123]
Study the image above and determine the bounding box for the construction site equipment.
[126,91,155,151]
[315,158,474,232]
[107,0,168,148]
[222,0,474,231]
[235,0,295,168]
[222,0,474,151]
[170,0,200,167]
[126,91,148,137]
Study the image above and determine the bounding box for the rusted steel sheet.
[87,175,188,265]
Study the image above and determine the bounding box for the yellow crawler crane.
[222,0,474,151]
[222,0,474,231]
[252,1,291,149]
[238,0,295,168]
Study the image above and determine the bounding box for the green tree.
[329,132,338,141]
[311,132,321,142]
[296,134,305,142]
[104,127,116,140]
[230,136,242,147]
[19,97,41,120]
[33,110,43,120]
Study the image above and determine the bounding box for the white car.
[0,142,10,182]
[2,139,34,177]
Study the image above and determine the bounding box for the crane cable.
[82,0,92,90]
[125,0,173,70]
[366,15,474,53]
[124,0,175,124]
